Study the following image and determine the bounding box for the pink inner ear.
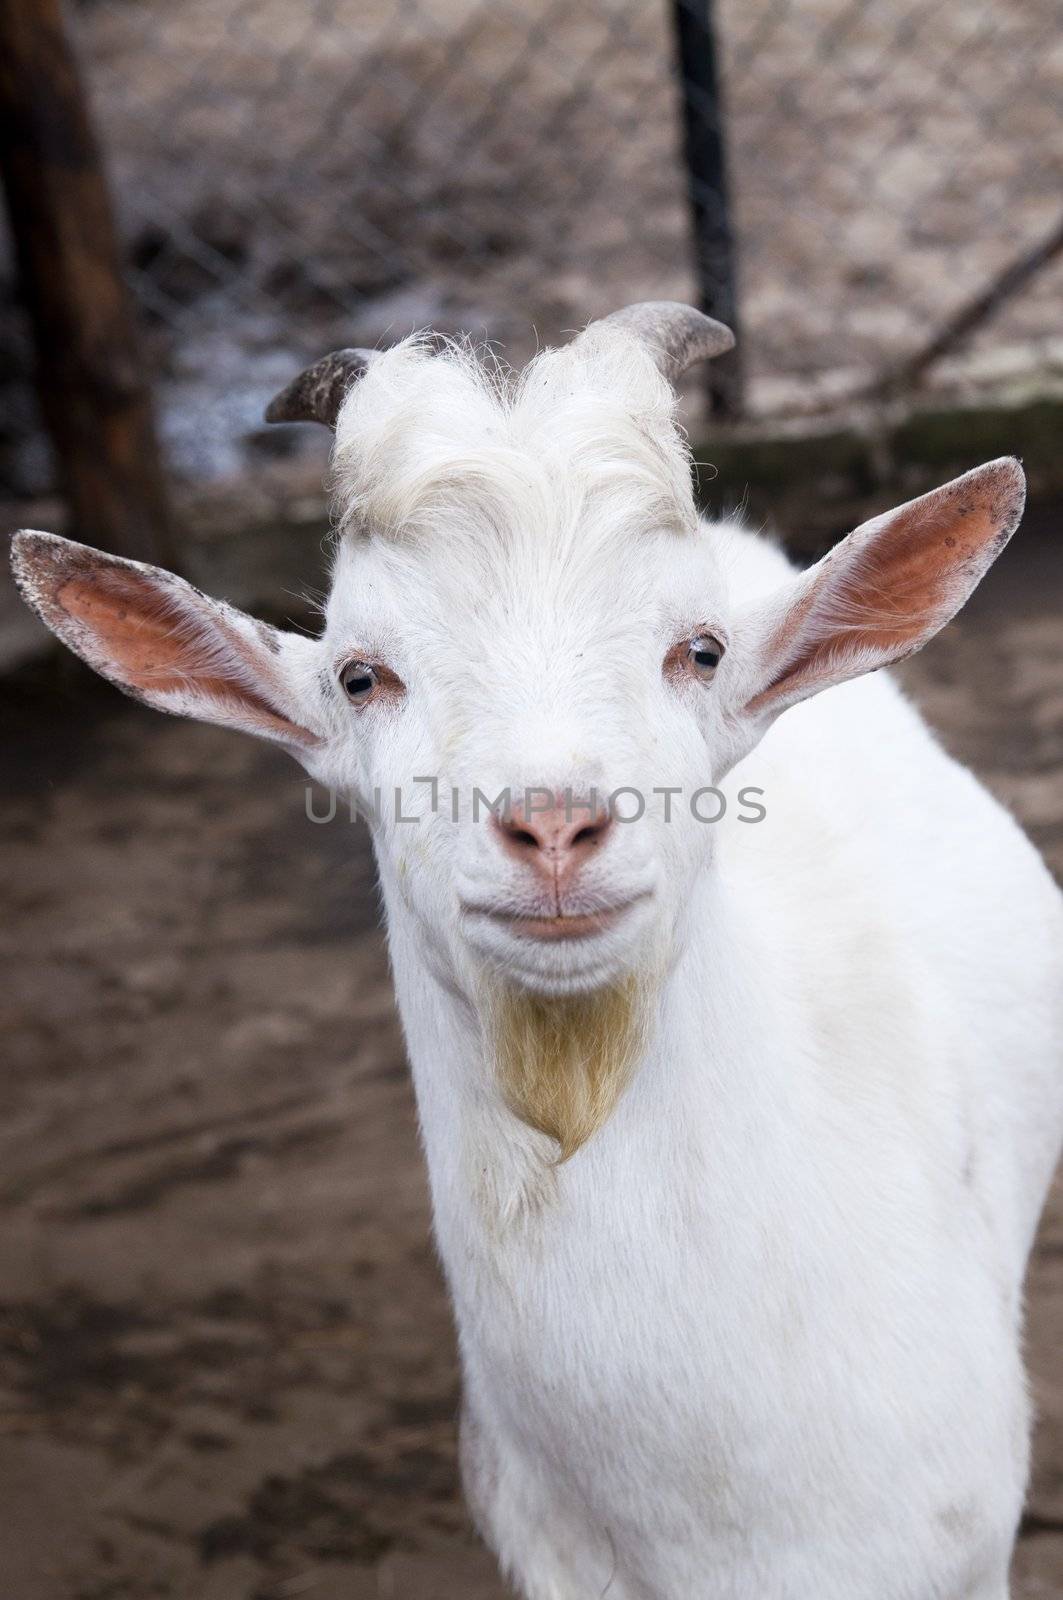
[747,469,1022,716]
[58,568,319,748]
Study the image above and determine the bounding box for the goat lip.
[461,897,647,942]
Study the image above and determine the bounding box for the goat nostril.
[493,798,612,868]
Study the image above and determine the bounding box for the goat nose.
[492,793,614,891]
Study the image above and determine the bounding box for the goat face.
[313,334,736,999]
[11,307,1026,1147]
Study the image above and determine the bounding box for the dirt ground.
[2,505,1063,1598]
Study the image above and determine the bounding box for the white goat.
[12,304,1063,1600]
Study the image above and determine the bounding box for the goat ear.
[734,458,1025,721]
[11,531,322,752]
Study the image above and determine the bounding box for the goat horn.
[264,348,378,429]
[588,301,735,384]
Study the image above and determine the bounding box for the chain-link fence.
[2,0,1061,502]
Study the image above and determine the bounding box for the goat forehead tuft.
[328,332,697,553]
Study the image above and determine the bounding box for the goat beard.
[485,973,655,1161]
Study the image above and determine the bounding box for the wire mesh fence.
[2,0,1061,503]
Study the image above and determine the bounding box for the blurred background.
[1,2,1061,1596]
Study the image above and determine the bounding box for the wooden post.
[0,0,176,566]
[874,212,1063,398]
[671,0,744,418]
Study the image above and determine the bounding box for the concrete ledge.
[3,393,1061,672]
[693,393,1063,553]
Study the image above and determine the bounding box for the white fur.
[323,341,1063,1598]
[14,329,1063,1599]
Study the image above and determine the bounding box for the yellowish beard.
[487,974,653,1161]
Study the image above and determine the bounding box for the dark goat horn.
[264,348,378,429]
[587,301,734,384]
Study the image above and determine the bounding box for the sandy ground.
[3,0,1062,496]
[2,505,1063,1597]
[79,0,1063,399]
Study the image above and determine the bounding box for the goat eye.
[688,635,724,679]
[340,661,378,704]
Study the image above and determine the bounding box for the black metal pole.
[671,0,743,417]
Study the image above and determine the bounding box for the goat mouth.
[507,911,624,941]
[462,898,647,942]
